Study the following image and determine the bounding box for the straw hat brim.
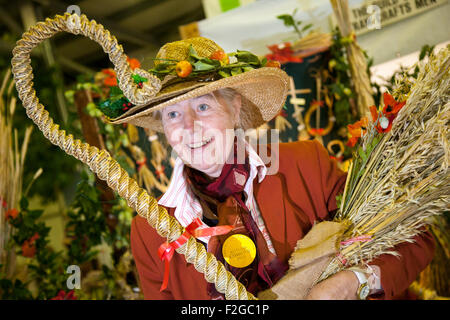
[108,67,290,133]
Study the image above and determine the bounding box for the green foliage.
[101,45,266,119]
[0,168,137,300]
[1,196,68,299]
[0,277,33,300]
[66,171,108,265]
[322,27,362,145]
[98,96,130,119]
[277,8,312,38]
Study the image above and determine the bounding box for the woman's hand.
[306,270,360,300]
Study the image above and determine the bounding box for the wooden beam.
[32,0,161,47]
[0,39,95,75]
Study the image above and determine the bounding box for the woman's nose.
[183,108,199,131]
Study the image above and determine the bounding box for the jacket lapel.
[253,174,289,262]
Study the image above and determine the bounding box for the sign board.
[330,0,448,35]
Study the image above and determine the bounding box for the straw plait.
[11,12,255,300]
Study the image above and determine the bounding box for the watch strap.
[348,267,369,299]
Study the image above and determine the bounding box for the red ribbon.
[157,217,233,292]
[336,235,372,266]
[136,158,147,171]
[340,235,372,246]
[336,252,348,266]
[155,165,165,178]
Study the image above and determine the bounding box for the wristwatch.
[348,267,370,300]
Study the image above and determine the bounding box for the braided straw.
[11,12,255,300]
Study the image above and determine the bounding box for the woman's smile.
[186,136,214,150]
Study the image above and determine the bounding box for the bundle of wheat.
[290,31,332,57]
[0,69,36,277]
[258,46,449,300]
[317,45,449,282]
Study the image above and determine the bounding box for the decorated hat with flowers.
[101,37,290,132]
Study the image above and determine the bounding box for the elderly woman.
[110,38,434,300]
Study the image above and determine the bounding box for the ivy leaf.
[230,67,242,76]
[188,44,203,61]
[193,60,216,71]
[154,62,174,71]
[242,66,255,72]
[132,74,148,84]
[218,70,231,78]
[199,57,221,67]
[234,50,261,66]
[29,209,44,220]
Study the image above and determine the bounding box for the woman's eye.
[198,104,209,112]
[167,111,179,119]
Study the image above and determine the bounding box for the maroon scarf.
[184,138,288,299]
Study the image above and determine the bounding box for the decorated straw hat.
[102,37,290,132]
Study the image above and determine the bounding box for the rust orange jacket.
[130,140,435,300]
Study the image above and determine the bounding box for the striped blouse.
[158,138,276,254]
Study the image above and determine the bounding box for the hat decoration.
[98,45,280,119]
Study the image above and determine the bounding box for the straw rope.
[11,12,255,300]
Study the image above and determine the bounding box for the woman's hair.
[212,87,241,126]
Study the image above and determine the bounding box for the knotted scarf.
[184,137,288,299]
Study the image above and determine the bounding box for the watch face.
[359,284,370,299]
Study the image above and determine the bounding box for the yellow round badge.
[222,234,256,268]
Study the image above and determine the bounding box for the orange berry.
[22,240,36,258]
[127,57,141,70]
[176,61,193,78]
[5,208,19,220]
[210,50,229,64]
[30,232,40,243]
[265,60,281,68]
[104,76,118,87]
[101,68,116,77]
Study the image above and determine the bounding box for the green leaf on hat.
[234,50,261,66]
[200,57,221,67]
[218,70,231,78]
[188,44,203,61]
[154,62,175,71]
[230,67,242,76]
[242,66,254,72]
[193,60,216,71]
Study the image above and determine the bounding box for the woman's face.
[161,91,241,178]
